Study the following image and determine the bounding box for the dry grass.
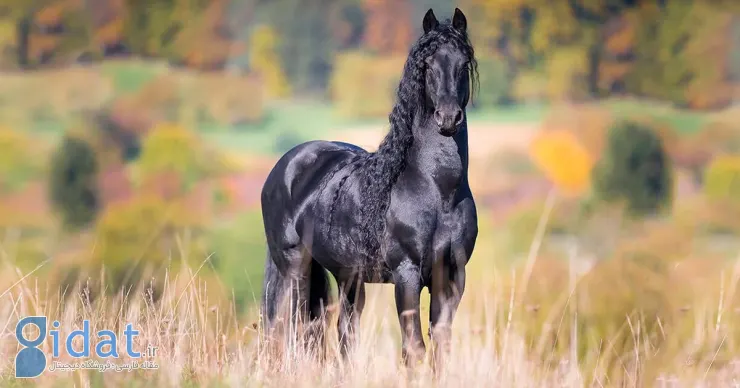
[1,265,738,387]
[1,199,740,387]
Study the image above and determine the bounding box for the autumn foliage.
[529,129,593,196]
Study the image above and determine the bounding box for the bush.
[592,120,673,216]
[0,127,46,193]
[49,136,100,229]
[505,219,724,376]
[208,210,267,314]
[330,51,405,119]
[136,123,214,192]
[703,154,740,203]
[91,195,210,297]
[673,118,740,184]
[190,72,265,127]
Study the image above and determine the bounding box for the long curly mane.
[343,20,478,259]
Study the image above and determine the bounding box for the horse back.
[261,140,366,218]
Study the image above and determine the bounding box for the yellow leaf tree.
[249,25,291,100]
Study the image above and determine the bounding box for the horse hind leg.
[337,273,366,358]
[306,259,332,359]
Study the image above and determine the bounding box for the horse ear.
[452,8,467,32]
[422,8,438,34]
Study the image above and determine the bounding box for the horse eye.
[458,64,469,77]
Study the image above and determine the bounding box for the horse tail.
[260,250,285,332]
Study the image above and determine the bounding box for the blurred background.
[2,0,740,366]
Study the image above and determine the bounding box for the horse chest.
[416,147,463,198]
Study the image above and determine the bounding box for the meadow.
[1,61,740,387]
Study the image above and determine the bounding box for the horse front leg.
[430,199,474,371]
[429,248,466,372]
[337,274,366,358]
[394,264,425,366]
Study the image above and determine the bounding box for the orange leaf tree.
[529,129,594,196]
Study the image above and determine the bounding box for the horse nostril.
[433,110,444,126]
[454,110,463,125]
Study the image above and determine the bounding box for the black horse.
[260,8,478,365]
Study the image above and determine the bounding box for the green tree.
[258,0,342,94]
[49,136,99,229]
[592,120,673,216]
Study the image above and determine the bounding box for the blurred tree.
[362,0,413,55]
[49,135,100,229]
[597,11,636,95]
[0,0,95,67]
[330,51,405,118]
[681,3,735,110]
[249,25,290,99]
[32,0,97,65]
[122,0,200,60]
[175,0,245,70]
[89,0,128,56]
[529,128,594,196]
[259,0,342,94]
[592,120,673,216]
[331,0,365,50]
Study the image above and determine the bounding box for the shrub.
[191,72,265,127]
[136,123,213,192]
[703,154,740,203]
[48,136,100,229]
[92,195,210,297]
[330,51,405,119]
[208,209,267,314]
[0,127,46,193]
[505,219,720,377]
[673,120,740,185]
[592,120,673,216]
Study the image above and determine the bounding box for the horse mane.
[347,20,479,259]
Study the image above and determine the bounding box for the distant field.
[204,98,715,156]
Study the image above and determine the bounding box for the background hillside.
[1,1,740,386]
